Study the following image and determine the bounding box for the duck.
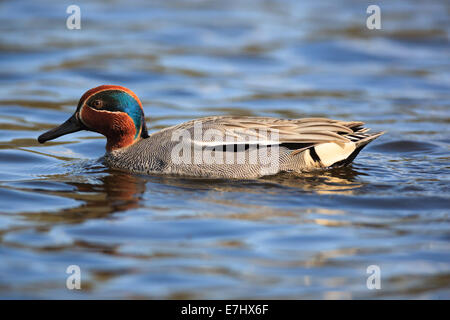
[38,85,384,179]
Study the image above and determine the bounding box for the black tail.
[332,130,385,168]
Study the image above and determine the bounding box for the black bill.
[38,113,85,143]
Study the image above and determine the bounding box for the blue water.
[0,0,449,299]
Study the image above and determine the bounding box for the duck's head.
[38,85,149,151]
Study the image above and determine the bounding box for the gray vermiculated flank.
[104,116,384,179]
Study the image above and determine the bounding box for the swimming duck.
[38,85,384,179]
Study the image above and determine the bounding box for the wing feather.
[170,116,360,148]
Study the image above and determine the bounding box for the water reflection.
[12,170,144,224]
[7,161,365,225]
[262,167,364,194]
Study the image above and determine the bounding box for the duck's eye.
[91,100,103,109]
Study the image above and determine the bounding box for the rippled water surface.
[0,0,449,299]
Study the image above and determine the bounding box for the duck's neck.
[101,114,141,152]
[106,133,139,152]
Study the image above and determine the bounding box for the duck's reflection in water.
[262,166,365,195]
[141,165,364,192]
[16,162,364,225]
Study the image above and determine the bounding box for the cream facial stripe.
[79,105,117,126]
[78,88,113,125]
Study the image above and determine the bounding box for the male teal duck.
[38,85,384,179]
